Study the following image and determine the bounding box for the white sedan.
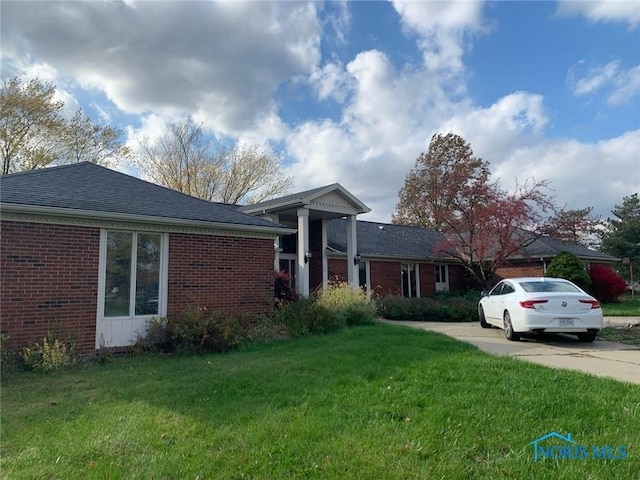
[478,277,603,342]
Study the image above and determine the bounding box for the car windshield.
[518,280,581,293]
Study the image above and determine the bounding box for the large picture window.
[104,231,162,317]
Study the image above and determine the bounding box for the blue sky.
[2,0,639,223]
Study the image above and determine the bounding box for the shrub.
[21,331,76,372]
[589,264,628,303]
[376,293,479,322]
[545,251,591,291]
[273,282,377,336]
[1,333,15,368]
[137,307,250,354]
[316,281,377,326]
[274,270,298,306]
[273,297,344,336]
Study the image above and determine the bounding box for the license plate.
[557,318,575,327]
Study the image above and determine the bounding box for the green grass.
[601,295,640,317]
[2,324,639,479]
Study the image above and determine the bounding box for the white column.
[322,219,328,289]
[346,215,358,288]
[297,208,310,297]
[272,214,281,272]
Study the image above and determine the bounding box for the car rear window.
[518,281,581,293]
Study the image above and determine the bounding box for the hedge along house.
[0,162,293,355]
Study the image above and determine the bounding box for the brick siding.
[0,221,100,355]
[1,221,276,356]
[167,233,275,318]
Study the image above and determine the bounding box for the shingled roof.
[511,232,618,262]
[327,218,446,260]
[327,218,618,263]
[0,162,291,233]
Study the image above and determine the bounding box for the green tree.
[600,193,640,282]
[1,77,65,174]
[545,251,591,291]
[1,77,130,174]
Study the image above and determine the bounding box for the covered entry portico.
[241,184,370,296]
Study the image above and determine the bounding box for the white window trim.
[96,229,168,347]
[401,263,421,298]
[435,264,449,292]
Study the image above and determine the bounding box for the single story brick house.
[0,163,618,355]
[0,163,294,354]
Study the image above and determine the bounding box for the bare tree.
[137,116,293,204]
[215,143,294,204]
[60,110,130,167]
[539,207,602,248]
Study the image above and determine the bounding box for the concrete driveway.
[387,319,640,385]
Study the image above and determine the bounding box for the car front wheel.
[503,311,520,341]
[479,306,491,329]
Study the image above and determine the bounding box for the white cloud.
[1,1,322,135]
[309,62,351,102]
[557,0,640,29]
[570,61,619,95]
[608,65,640,105]
[568,61,640,105]
[392,0,487,74]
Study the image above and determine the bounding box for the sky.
[2,0,639,223]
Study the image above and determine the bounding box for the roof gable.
[241,183,370,216]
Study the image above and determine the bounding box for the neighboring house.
[494,229,617,281]
[0,164,618,355]
[0,163,293,355]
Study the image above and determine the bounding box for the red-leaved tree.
[434,179,556,288]
[394,133,556,289]
[588,264,627,303]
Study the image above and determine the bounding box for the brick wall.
[0,221,100,355]
[420,263,436,297]
[168,233,275,317]
[369,260,402,297]
[495,263,544,282]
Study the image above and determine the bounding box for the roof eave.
[0,203,296,235]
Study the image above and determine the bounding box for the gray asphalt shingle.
[0,162,284,229]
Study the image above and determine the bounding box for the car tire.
[503,311,520,341]
[577,332,597,343]
[479,306,491,329]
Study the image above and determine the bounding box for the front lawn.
[601,295,640,317]
[2,324,638,479]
